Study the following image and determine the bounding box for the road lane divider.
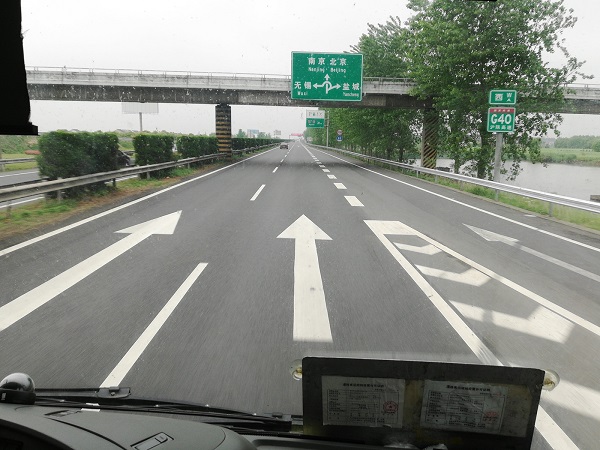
[344,196,364,207]
[334,183,347,190]
[273,167,279,173]
[327,175,337,180]
[250,184,266,202]
[100,261,208,387]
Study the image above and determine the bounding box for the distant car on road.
[280,143,288,149]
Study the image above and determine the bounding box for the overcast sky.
[21,0,600,137]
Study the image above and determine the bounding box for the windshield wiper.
[33,387,295,432]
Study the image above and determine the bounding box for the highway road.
[0,141,598,449]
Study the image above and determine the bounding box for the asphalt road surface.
[1,141,598,449]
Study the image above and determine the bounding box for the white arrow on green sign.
[291,52,363,101]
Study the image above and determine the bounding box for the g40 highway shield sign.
[291,52,363,101]
[487,107,516,133]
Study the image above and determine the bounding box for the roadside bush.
[133,134,175,165]
[133,134,176,178]
[38,131,119,179]
[37,131,119,197]
[231,137,283,150]
[175,135,218,157]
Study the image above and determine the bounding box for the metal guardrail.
[0,157,36,166]
[312,145,600,216]
[0,145,272,204]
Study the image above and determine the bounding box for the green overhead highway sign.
[291,52,363,101]
[306,110,325,128]
[487,107,516,133]
[489,89,517,105]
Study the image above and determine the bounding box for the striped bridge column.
[216,103,232,154]
[421,108,439,169]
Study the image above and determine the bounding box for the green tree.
[235,129,246,138]
[320,17,419,161]
[406,0,588,179]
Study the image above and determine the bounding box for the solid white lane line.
[367,220,501,365]
[0,196,44,209]
[322,169,330,173]
[273,167,279,173]
[334,183,347,190]
[100,262,208,387]
[365,219,577,450]
[250,184,266,201]
[327,175,337,180]
[345,196,364,207]
[0,149,276,257]
[316,149,600,254]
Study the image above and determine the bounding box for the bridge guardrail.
[311,145,600,216]
[0,145,273,205]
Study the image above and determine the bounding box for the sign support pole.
[493,132,503,181]
[326,111,329,147]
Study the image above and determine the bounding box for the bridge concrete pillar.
[216,104,232,154]
[421,108,439,169]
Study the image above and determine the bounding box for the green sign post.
[487,107,516,133]
[306,110,325,128]
[488,89,517,182]
[489,89,517,105]
[291,52,363,101]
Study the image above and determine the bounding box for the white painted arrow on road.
[0,211,182,333]
[466,224,600,283]
[278,215,333,342]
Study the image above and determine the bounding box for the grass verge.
[338,150,600,233]
[424,173,600,232]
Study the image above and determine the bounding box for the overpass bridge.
[25,66,600,160]
[26,66,600,112]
